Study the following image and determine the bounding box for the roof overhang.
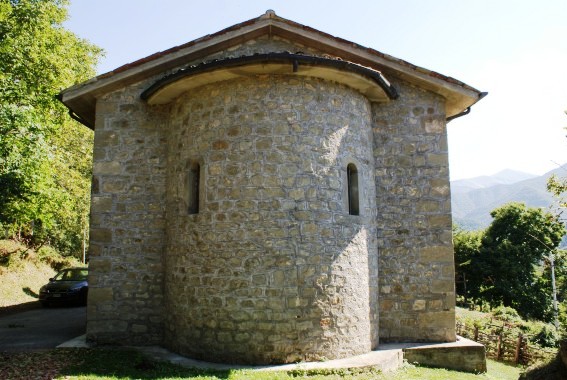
[141,53,398,105]
[58,10,485,129]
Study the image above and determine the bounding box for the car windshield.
[53,269,88,281]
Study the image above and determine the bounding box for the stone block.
[432,279,455,293]
[380,299,395,311]
[91,196,112,212]
[422,116,445,133]
[89,287,114,304]
[428,299,443,311]
[87,242,101,257]
[420,246,453,262]
[90,228,112,243]
[412,299,426,311]
[426,214,451,228]
[427,153,448,167]
[102,180,127,193]
[94,130,119,146]
[417,200,440,213]
[89,258,111,272]
[93,161,122,175]
[417,311,455,332]
[212,140,229,150]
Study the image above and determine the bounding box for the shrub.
[0,239,27,269]
[530,325,560,348]
[37,246,80,271]
[492,306,522,324]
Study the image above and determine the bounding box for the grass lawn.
[0,348,523,379]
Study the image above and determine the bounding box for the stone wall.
[163,75,379,364]
[372,79,456,342]
[85,34,457,358]
[87,83,168,345]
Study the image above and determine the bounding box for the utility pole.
[527,230,561,331]
[549,252,560,331]
[82,228,87,264]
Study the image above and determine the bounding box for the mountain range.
[451,166,565,230]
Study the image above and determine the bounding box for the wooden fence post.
[474,326,479,342]
[497,334,503,361]
[514,334,523,365]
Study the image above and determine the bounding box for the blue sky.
[64,0,567,180]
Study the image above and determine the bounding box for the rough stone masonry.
[58,11,485,365]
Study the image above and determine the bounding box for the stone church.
[59,11,485,364]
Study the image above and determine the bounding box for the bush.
[492,306,522,324]
[530,325,560,348]
[0,239,28,269]
[37,246,80,271]
[457,306,560,359]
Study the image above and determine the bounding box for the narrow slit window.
[188,163,200,214]
[347,163,359,216]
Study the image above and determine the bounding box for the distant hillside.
[452,169,537,194]
[451,167,565,231]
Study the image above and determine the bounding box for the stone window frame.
[187,159,202,215]
[347,163,360,215]
[340,155,368,217]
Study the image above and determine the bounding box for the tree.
[0,0,102,256]
[453,226,483,306]
[455,203,565,321]
[547,118,566,222]
[548,174,567,210]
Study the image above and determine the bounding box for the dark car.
[39,267,88,307]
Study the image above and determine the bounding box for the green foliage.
[0,239,80,271]
[454,202,566,321]
[492,306,522,324]
[546,123,566,213]
[0,238,23,267]
[530,325,560,348]
[454,225,483,304]
[457,307,560,354]
[0,0,101,257]
[547,173,567,209]
[37,245,77,271]
[497,203,562,320]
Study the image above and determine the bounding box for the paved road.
[0,305,86,351]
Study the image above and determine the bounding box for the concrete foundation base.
[59,335,486,374]
[403,337,487,373]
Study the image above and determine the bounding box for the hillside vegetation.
[0,0,101,260]
[457,307,566,378]
[457,307,560,349]
[0,239,81,307]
